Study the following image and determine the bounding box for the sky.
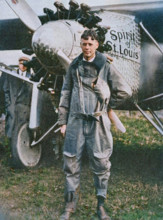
[0,0,109,19]
[1,0,163,20]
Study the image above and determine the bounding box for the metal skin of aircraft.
[0,0,162,168]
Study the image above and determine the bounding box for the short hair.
[81,29,99,42]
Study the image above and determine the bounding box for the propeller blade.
[5,0,42,31]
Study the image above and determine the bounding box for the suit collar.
[17,69,30,78]
[72,51,107,71]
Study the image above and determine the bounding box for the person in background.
[0,71,5,120]
[3,56,32,139]
[58,29,132,220]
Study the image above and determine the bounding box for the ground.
[0,112,162,220]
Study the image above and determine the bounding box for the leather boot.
[97,206,111,220]
[60,201,75,220]
[60,192,78,220]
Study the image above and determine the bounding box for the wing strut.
[139,22,163,55]
[134,102,163,136]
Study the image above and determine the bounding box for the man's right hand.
[60,124,67,137]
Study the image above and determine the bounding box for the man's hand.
[60,124,67,137]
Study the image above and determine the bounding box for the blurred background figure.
[3,56,32,139]
[0,71,5,120]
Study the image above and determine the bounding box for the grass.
[111,112,163,176]
[0,113,162,219]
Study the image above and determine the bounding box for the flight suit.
[58,51,132,200]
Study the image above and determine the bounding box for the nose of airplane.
[32,20,85,73]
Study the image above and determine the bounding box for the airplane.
[0,0,162,168]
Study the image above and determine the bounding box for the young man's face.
[19,61,27,72]
[80,36,99,61]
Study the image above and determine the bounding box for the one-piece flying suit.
[58,51,132,199]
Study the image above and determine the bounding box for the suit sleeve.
[58,66,73,126]
[108,63,132,109]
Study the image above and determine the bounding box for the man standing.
[58,30,132,220]
[3,56,32,138]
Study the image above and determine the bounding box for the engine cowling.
[32,20,85,74]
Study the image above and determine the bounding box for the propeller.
[5,0,42,32]
[32,20,85,73]
[4,0,88,75]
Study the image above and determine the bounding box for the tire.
[11,122,42,169]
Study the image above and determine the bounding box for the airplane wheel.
[11,122,42,169]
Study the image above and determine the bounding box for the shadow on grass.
[1,135,162,180]
[111,143,163,179]
[1,114,163,182]
[109,115,163,179]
